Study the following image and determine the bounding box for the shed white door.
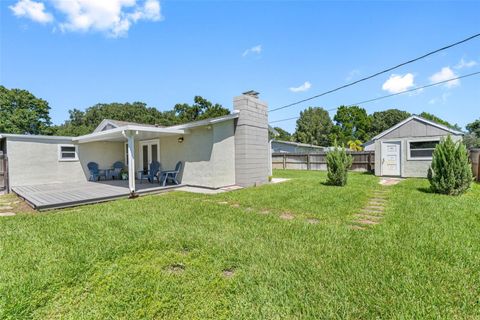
[381,141,401,176]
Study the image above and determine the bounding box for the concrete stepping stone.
[0,206,13,210]
[230,203,240,208]
[355,214,382,220]
[280,212,295,220]
[349,225,366,230]
[0,212,16,217]
[358,219,379,225]
[217,201,229,205]
[258,209,270,215]
[244,207,254,212]
[306,218,319,224]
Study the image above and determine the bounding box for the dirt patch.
[244,207,254,212]
[230,203,240,208]
[258,209,270,215]
[306,218,319,224]
[280,212,295,220]
[222,269,235,278]
[166,263,185,274]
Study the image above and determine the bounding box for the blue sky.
[1,1,479,133]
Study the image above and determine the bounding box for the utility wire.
[269,71,480,124]
[269,33,480,113]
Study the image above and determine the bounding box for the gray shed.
[367,115,463,177]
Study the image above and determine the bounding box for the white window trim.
[58,144,79,162]
[407,138,440,161]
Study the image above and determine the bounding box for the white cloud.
[289,81,312,93]
[455,58,477,69]
[242,45,262,57]
[9,0,53,24]
[429,67,460,88]
[382,73,415,94]
[346,69,360,82]
[9,0,162,37]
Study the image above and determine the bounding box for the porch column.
[126,130,136,196]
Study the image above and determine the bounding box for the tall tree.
[54,96,229,136]
[419,112,461,131]
[0,86,53,135]
[333,106,371,144]
[464,118,480,148]
[173,96,230,123]
[270,127,292,141]
[370,109,411,137]
[293,107,333,146]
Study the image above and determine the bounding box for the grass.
[0,170,479,319]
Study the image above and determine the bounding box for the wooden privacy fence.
[0,153,8,192]
[470,149,480,182]
[272,151,375,172]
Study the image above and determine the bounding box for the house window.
[409,140,439,159]
[58,145,78,161]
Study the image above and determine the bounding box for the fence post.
[477,153,480,182]
[283,154,286,170]
[307,154,311,170]
[367,152,371,172]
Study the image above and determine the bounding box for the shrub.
[427,135,473,195]
[326,145,353,186]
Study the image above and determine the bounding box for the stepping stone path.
[0,197,16,217]
[349,178,402,230]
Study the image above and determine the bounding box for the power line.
[268,71,480,124]
[269,33,480,113]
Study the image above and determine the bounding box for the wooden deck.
[12,180,183,211]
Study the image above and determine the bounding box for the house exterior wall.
[375,129,463,178]
[159,120,236,188]
[233,94,269,187]
[6,137,124,188]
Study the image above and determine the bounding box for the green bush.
[427,135,473,195]
[326,146,353,186]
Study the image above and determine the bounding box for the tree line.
[1,85,479,148]
[0,86,230,137]
[272,106,480,149]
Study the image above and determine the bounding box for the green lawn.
[1,170,479,319]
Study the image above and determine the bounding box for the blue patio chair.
[87,162,107,181]
[109,161,125,180]
[159,161,182,186]
[139,160,161,183]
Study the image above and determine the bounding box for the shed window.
[58,145,78,161]
[409,140,439,159]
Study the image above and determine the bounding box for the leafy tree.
[427,135,472,195]
[333,106,371,145]
[293,107,333,146]
[347,139,363,151]
[0,86,53,135]
[370,109,411,137]
[54,96,229,136]
[269,127,292,141]
[464,119,480,148]
[419,112,461,131]
[173,96,230,123]
[326,145,353,186]
[466,119,480,137]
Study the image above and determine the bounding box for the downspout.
[268,139,273,177]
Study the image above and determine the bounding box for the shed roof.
[368,115,463,142]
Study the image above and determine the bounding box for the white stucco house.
[364,115,463,178]
[0,92,270,209]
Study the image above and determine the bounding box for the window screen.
[409,141,439,159]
